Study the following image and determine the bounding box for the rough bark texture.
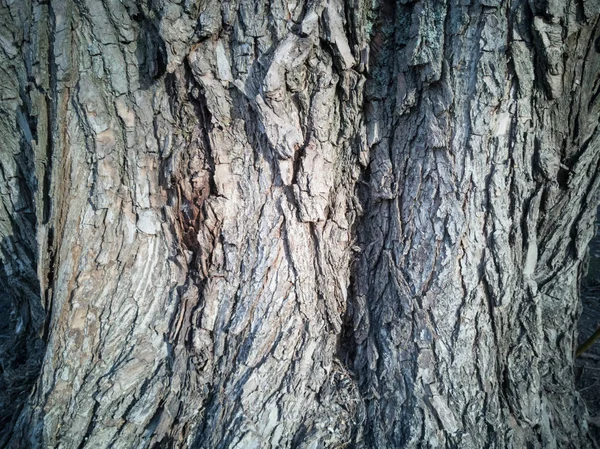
[1,0,599,448]
[577,208,600,443]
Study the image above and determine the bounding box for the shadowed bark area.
[352,0,600,446]
[577,208,600,443]
[0,0,599,448]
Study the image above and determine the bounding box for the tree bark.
[1,0,599,448]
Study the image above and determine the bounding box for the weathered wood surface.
[0,0,599,448]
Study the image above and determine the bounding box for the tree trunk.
[1,0,600,448]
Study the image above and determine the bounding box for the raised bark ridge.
[0,0,599,448]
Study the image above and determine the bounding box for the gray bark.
[1,0,599,448]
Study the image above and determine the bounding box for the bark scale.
[0,0,599,448]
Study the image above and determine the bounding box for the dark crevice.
[156,58,222,445]
[76,399,101,449]
[136,12,168,90]
[0,0,52,441]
